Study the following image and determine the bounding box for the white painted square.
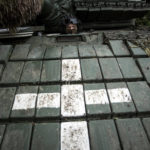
[62,59,81,81]
[85,89,109,105]
[108,88,132,103]
[61,84,85,117]
[12,93,37,110]
[61,121,90,150]
[37,93,60,108]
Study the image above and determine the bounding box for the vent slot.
[57,35,85,42]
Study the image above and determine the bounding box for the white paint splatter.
[61,121,90,150]
[62,59,81,81]
[85,89,109,105]
[37,93,60,108]
[12,94,37,110]
[108,88,132,103]
[61,84,85,117]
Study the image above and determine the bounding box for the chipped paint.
[108,88,132,103]
[37,93,60,108]
[62,59,81,81]
[61,84,85,117]
[12,94,37,110]
[85,89,109,105]
[61,121,90,150]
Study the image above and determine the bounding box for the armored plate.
[0,29,150,149]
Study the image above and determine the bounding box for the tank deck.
[0,30,150,150]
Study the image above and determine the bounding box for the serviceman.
[0,0,80,34]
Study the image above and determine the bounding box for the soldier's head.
[66,23,78,34]
[63,16,79,34]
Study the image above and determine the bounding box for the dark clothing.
[37,0,75,32]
